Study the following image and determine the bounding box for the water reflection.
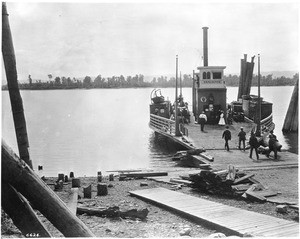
[148,132,181,169]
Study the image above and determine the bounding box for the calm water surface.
[2,86,297,176]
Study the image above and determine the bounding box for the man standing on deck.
[199,111,207,132]
[238,127,246,151]
[222,126,231,151]
[249,132,259,160]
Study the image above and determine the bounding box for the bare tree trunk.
[2,141,95,237]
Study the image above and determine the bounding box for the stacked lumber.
[189,165,278,202]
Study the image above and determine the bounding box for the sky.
[2,0,299,81]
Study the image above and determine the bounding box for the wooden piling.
[282,79,298,132]
[72,178,81,188]
[97,171,102,182]
[244,56,255,96]
[97,183,108,196]
[1,140,95,237]
[2,2,32,169]
[109,174,114,181]
[237,55,247,100]
[83,185,92,198]
[69,172,74,178]
[58,173,64,182]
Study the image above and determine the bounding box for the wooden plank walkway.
[130,187,299,237]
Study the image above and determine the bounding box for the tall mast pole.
[256,54,261,136]
[175,55,180,136]
[2,2,32,168]
[180,71,182,97]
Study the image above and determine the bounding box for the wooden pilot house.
[193,27,227,124]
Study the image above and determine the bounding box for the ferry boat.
[149,26,276,150]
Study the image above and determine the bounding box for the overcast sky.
[3,1,299,81]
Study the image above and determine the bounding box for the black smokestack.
[202,27,209,67]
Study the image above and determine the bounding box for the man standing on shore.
[222,126,231,151]
[199,111,207,132]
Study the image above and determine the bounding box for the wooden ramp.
[130,187,299,237]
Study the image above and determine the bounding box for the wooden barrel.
[69,172,74,178]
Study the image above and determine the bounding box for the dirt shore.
[1,167,298,238]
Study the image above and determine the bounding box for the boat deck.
[130,187,299,237]
[160,118,298,171]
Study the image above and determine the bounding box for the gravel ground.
[1,168,299,238]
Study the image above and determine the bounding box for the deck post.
[175,55,180,136]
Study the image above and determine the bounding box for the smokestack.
[202,27,209,67]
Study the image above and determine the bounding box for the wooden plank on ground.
[106,169,143,173]
[66,188,79,215]
[233,173,255,185]
[170,178,192,186]
[266,197,298,205]
[120,171,168,178]
[129,187,299,237]
[199,153,214,162]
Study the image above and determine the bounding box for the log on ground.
[1,183,51,237]
[77,206,149,220]
[1,140,95,237]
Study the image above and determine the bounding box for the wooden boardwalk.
[130,187,299,237]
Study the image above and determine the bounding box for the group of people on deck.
[221,127,279,160]
[199,110,279,160]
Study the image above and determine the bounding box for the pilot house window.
[203,72,211,79]
[212,72,222,79]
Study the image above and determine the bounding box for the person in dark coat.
[222,126,231,151]
[238,127,246,151]
[249,132,259,160]
[268,130,278,159]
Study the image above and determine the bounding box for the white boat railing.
[149,114,188,137]
[150,114,175,136]
[261,114,273,129]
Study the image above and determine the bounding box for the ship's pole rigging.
[256,54,261,136]
[175,55,180,136]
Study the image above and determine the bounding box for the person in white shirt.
[199,111,207,132]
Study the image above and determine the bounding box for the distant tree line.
[224,73,299,87]
[2,73,298,90]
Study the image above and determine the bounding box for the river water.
[2,86,297,176]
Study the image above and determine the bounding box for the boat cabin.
[192,27,227,124]
[193,66,227,124]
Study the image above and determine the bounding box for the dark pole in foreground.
[2,2,32,168]
[175,55,180,136]
[256,54,261,136]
